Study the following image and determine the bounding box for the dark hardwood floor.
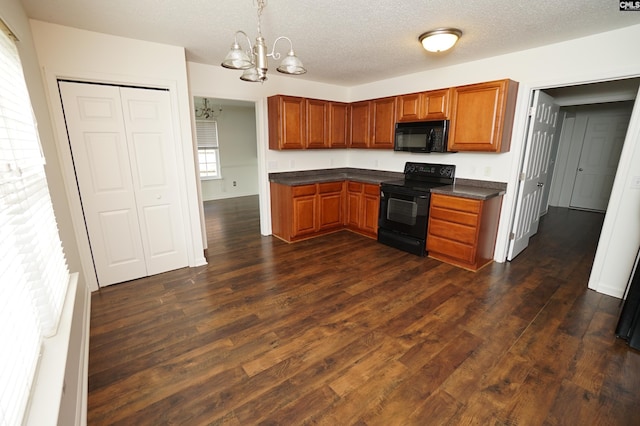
[88,195,640,425]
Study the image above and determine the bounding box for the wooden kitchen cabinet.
[268,95,306,150]
[346,181,380,238]
[448,79,518,152]
[328,102,349,148]
[426,193,503,271]
[349,101,370,148]
[397,88,451,122]
[270,181,345,242]
[291,184,317,239]
[350,97,395,149]
[370,97,396,149]
[317,181,345,231]
[306,98,328,149]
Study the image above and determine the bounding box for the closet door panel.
[120,88,189,275]
[59,81,147,286]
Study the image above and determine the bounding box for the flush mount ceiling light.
[221,0,306,83]
[419,28,462,52]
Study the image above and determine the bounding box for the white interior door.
[119,87,188,275]
[60,82,147,285]
[569,112,630,211]
[508,91,560,261]
[59,82,188,286]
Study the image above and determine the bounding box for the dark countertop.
[269,168,506,200]
[430,178,506,200]
[269,168,404,185]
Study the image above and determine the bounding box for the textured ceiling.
[19,0,640,86]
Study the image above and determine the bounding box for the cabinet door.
[318,182,344,231]
[396,93,422,122]
[306,98,328,149]
[268,95,306,150]
[349,101,370,148]
[346,181,363,228]
[423,88,451,120]
[328,102,349,148]
[448,79,518,152]
[370,97,396,149]
[360,184,380,236]
[292,193,317,238]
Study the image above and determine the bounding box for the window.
[0,20,70,426]
[195,120,220,179]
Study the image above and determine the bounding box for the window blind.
[0,21,70,426]
[195,120,219,148]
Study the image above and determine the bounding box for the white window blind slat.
[195,120,219,148]
[0,20,70,426]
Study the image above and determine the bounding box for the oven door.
[378,185,430,239]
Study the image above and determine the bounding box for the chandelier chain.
[255,0,266,36]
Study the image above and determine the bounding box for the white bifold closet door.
[59,81,188,287]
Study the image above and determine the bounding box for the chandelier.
[195,98,222,119]
[221,0,306,82]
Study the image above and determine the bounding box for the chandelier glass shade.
[419,28,462,52]
[221,0,306,83]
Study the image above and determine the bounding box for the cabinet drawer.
[426,234,475,263]
[292,184,317,197]
[348,181,363,192]
[430,206,478,227]
[318,181,343,193]
[429,218,477,245]
[363,183,380,195]
[431,194,481,213]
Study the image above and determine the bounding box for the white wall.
[28,20,207,291]
[199,104,260,201]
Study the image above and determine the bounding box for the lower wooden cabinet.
[271,181,345,242]
[346,181,380,238]
[426,193,503,271]
[270,180,379,242]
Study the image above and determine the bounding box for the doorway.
[508,77,640,261]
[192,97,259,202]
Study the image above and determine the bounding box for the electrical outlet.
[233,181,237,187]
[632,176,640,189]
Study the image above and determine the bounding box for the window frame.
[195,119,221,180]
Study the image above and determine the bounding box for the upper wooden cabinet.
[306,98,328,149]
[268,95,306,150]
[328,102,349,148]
[350,97,395,149]
[268,79,518,152]
[269,96,348,150]
[370,97,396,149]
[397,88,451,122]
[448,79,519,152]
[349,101,371,148]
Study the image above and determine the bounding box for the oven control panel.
[404,162,456,180]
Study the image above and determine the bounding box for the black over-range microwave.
[394,120,452,153]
